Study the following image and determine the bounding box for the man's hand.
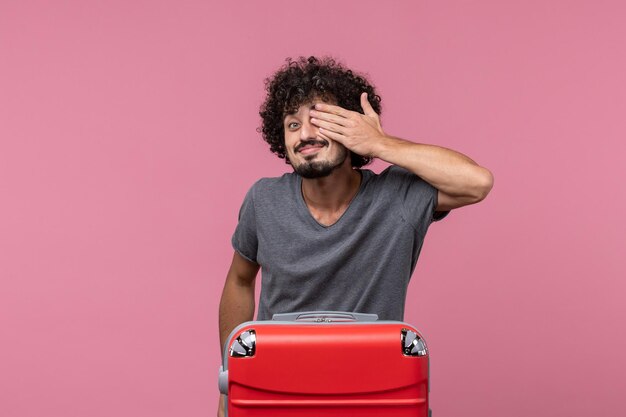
[217,394,225,417]
[312,92,493,209]
[310,92,388,158]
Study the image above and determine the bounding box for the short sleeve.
[231,183,259,264]
[384,165,450,236]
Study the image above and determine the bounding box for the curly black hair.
[258,56,382,168]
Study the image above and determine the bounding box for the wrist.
[372,134,402,161]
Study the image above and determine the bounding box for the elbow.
[472,168,494,203]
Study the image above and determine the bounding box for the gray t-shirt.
[231,165,449,321]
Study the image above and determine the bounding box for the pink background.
[1,1,625,416]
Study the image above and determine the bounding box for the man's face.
[283,98,348,179]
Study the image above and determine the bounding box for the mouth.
[296,140,328,155]
[298,145,325,155]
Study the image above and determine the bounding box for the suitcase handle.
[271,311,379,322]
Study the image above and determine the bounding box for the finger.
[318,126,345,143]
[316,130,333,142]
[314,102,351,118]
[309,110,349,127]
[310,117,345,135]
[360,92,376,117]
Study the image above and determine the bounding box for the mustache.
[295,139,329,153]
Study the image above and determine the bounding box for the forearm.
[218,273,256,358]
[374,135,493,200]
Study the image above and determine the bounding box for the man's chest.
[306,205,351,228]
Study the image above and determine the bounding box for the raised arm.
[310,92,494,211]
[375,137,493,211]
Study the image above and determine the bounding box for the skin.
[283,97,364,226]
[217,252,258,417]
[217,92,494,417]
[308,92,494,212]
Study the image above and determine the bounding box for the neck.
[301,158,362,212]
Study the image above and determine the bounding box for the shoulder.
[243,172,299,209]
[379,164,420,179]
[365,165,438,211]
[367,165,429,189]
[249,172,297,194]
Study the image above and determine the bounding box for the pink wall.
[1,1,624,416]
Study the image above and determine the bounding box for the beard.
[292,144,348,179]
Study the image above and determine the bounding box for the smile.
[298,144,325,155]
[295,138,329,156]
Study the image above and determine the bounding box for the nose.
[300,117,318,141]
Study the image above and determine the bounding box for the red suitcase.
[218,311,431,417]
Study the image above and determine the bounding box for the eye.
[287,122,300,130]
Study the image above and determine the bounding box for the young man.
[217,56,493,415]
